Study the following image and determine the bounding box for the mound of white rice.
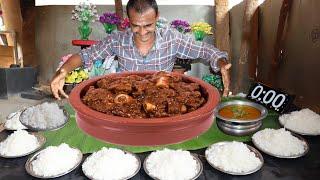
[252,128,306,156]
[145,149,198,180]
[279,108,320,134]
[31,143,80,177]
[20,102,67,129]
[5,111,27,130]
[206,141,261,173]
[82,148,139,180]
[0,130,39,156]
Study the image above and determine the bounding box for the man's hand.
[50,69,69,100]
[218,59,232,97]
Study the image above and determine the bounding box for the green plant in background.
[99,12,121,34]
[202,74,223,92]
[72,2,99,40]
[191,22,213,41]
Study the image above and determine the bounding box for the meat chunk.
[82,72,207,118]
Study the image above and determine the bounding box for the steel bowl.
[214,100,268,136]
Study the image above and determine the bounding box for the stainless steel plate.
[252,132,309,158]
[4,110,28,131]
[143,153,203,180]
[4,125,28,131]
[205,141,264,175]
[19,105,69,131]
[279,119,320,136]
[25,147,83,179]
[0,132,46,158]
[82,150,141,180]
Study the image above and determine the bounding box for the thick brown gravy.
[218,105,261,120]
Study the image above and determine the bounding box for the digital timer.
[246,82,295,113]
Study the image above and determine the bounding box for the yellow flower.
[75,77,83,83]
[65,75,76,83]
[78,69,89,80]
[191,22,213,35]
[65,68,89,84]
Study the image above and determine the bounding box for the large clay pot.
[69,71,220,146]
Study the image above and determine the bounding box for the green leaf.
[43,97,280,153]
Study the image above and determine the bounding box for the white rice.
[20,102,67,129]
[82,147,139,180]
[4,111,27,130]
[206,141,261,173]
[145,149,198,180]
[31,143,80,177]
[279,108,320,134]
[252,128,306,156]
[0,130,39,156]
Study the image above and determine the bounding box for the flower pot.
[194,30,206,41]
[78,22,92,40]
[63,83,77,94]
[103,23,116,34]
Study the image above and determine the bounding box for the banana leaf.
[43,97,280,153]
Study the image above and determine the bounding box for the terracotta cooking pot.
[69,71,220,146]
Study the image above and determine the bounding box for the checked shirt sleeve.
[175,32,228,72]
[79,35,115,69]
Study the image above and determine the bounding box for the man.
[51,0,231,100]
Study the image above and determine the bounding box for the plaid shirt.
[79,27,228,72]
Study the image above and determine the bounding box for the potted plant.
[71,2,99,40]
[99,12,121,34]
[191,22,213,41]
[170,19,191,34]
[57,54,89,94]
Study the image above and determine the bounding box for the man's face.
[128,8,158,43]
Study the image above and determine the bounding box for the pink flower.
[120,18,130,29]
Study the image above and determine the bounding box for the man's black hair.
[126,0,158,17]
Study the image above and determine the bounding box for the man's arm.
[50,54,83,100]
[50,35,115,100]
[218,58,232,96]
[174,31,228,72]
[174,31,231,96]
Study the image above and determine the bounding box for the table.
[0,130,319,180]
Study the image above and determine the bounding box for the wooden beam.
[268,0,293,86]
[234,0,259,93]
[248,1,259,81]
[114,0,124,31]
[214,0,231,54]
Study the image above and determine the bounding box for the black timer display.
[246,82,295,113]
